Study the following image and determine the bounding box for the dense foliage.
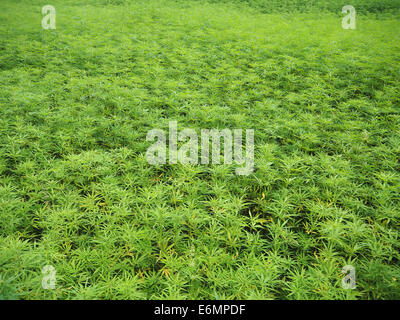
[201,0,400,13]
[0,0,399,299]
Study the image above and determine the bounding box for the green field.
[0,0,399,300]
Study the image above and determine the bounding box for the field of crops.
[0,0,399,299]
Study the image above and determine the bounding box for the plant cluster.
[0,0,399,299]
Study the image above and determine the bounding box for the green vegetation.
[0,0,399,299]
[206,0,400,13]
